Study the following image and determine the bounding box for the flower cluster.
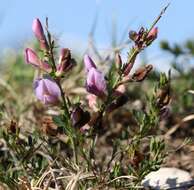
[25,18,75,105]
[25,18,160,130]
[18,6,171,189]
[121,27,158,76]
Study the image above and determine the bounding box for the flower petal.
[84,54,97,73]
[34,78,61,105]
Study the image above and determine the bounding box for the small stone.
[142,167,193,190]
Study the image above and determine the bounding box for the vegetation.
[0,5,193,190]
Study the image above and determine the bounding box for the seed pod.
[129,150,144,169]
[106,94,129,113]
[41,116,58,136]
[156,87,171,108]
[132,64,153,82]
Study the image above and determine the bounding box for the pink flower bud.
[147,27,158,41]
[25,48,51,72]
[32,18,48,50]
[32,18,44,40]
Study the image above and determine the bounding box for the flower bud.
[147,27,158,42]
[84,54,97,73]
[55,48,75,77]
[129,30,138,41]
[25,48,51,72]
[129,27,146,50]
[115,53,122,70]
[34,78,61,105]
[123,53,137,76]
[32,18,48,50]
[71,105,90,128]
[25,48,39,66]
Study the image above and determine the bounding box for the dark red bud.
[71,106,90,128]
[56,48,76,76]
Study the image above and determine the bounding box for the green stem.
[71,136,78,165]
[56,80,70,119]
[147,3,170,34]
[45,27,78,166]
[46,30,70,118]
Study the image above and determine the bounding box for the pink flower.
[34,78,61,105]
[84,55,107,98]
[86,67,107,98]
[32,18,48,50]
[84,54,97,73]
[25,48,51,72]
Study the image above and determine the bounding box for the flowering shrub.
[0,5,174,190]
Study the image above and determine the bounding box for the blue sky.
[0,0,194,60]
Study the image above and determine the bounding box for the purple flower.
[34,78,61,105]
[86,67,107,98]
[32,18,48,50]
[84,55,107,98]
[84,54,97,73]
[25,48,51,72]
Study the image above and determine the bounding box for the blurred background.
[0,0,194,71]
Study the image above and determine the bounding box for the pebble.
[142,167,193,190]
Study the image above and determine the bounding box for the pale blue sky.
[0,0,193,59]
